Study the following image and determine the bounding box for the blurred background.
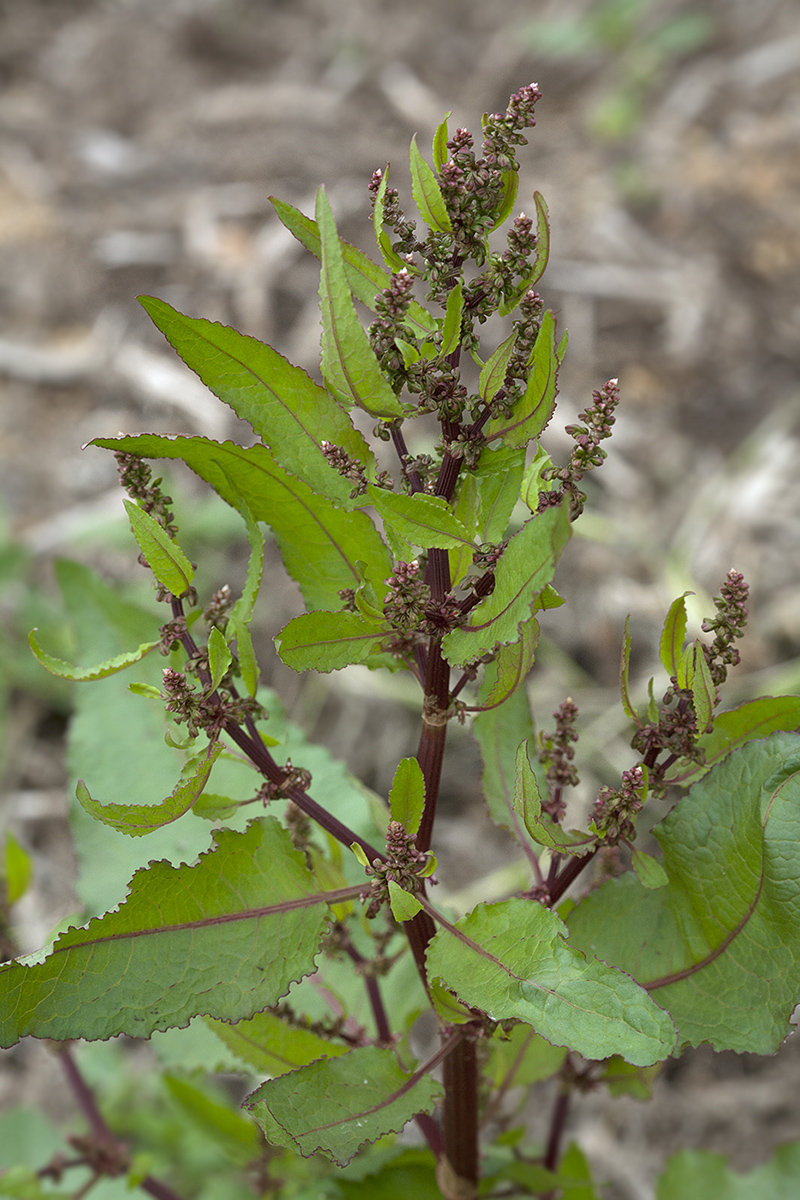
[1,0,800,1194]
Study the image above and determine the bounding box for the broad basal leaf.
[245,1044,442,1166]
[92,435,392,613]
[443,503,570,666]
[76,741,223,836]
[426,898,676,1066]
[368,487,474,551]
[657,1141,800,1200]
[317,189,403,418]
[123,499,195,596]
[0,818,333,1047]
[483,310,564,447]
[28,630,158,681]
[568,732,800,1052]
[276,610,390,673]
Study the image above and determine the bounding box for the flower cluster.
[114,451,177,539]
[701,569,749,687]
[203,585,233,630]
[368,169,417,261]
[538,699,580,821]
[161,667,258,740]
[382,561,430,635]
[368,269,416,390]
[631,691,699,787]
[362,820,431,919]
[538,379,620,518]
[158,615,187,656]
[321,441,372,498]
[590,766,645,843]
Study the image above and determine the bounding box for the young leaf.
[229,618,259,698]
[659,593,690,680]
[207,626,232,690]
[388,880,423,921]
[631,849,668,890]
[478,616,539,710]
[137,296,374,510]
[368,486,474,552]
[389,757,426,836]
[372,165,410,273]
[28,631,159,681]
[440,280,464,357]
[691,642,715,734]
[500,191,551,316]
[483,311,565,447]
[75,741,223,836]
[92,435,393,613]
[316,188,403,418]
[409,135,452,232]
[442,503,571,666]
[478,332,517,403]
[488,169,519,233]
[0,818,334,1046]
[568,732,800,1052]
[448,473,480,586]
[432,111,451,171]
[475,444,526,543]
[619,615,639,723]
[244,1044,442,1167]
[665,696,800,786]
[426,898,676,1066]
[123,499,195,597]
[206,1010,347,1077]
[3,832,33,907]
[269,196,436,338]
[276,610,390,673]
[513,738,543,835]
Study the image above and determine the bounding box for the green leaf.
[317,189,403,418]
[269,196,436,338]
[276,610,390,673]
[123,499,195,596]
[368,486,473,552]
[372,165,410,274]
[514,742,592,855]
[473,667,535,837]
[28,629,159,681]
[480,616,539,710]
[488,169,520,233]
[92,435,393,613]
[389,757,426,836]
[137,296,374,510]
[409,135,452,232]
[432,112,451,171]
[619,615,639,723]
[76,741,223,836]
[631,849,668,890]
[691,642,715,734]
[657,1141,800,1200]
[666,696,800,786]
[0,818,332,1046]
[443,503,571,666]
[500,191,552,316]
[206,1010,347,1077]
[475,444,526,543]
[164,1073,261,1165]
[426,898,676,1065]
[440,281,463,357]
[659,593,690,679]
[568,732,800,1052]
[244,1044,442,1166]
[388,881,423,921]
[448,474,480,586]
[478,332,517,402]
[483,311,564,446]
[3,832,33,907]
[230,618,259,698]
[208,626,232,690]
[486,1023,566,1088]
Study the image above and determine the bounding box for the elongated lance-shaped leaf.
[389,757,426,836]
[371,165,410,274]
[426,897,676,1065]
[28,631,159,681]
[206,1011,348,1077]
[93,435,392,613]
[123,500,194,596]
[440,280,464,357]
[76,741,223,836]
[317,189,403,417]
[269,196,436,338]
[368,486,474,551]
[409,135,452,232]
[488,169,520,233]
[276,610,391,673]
[443,503,571,666]
[514,740,591,856]
[665,696,800,786]
[568,732,800,1053]
[4,832,33,907]
[619,615,639,723]
[478,616,539,711]
[475,444,526,543]
[138,295,374,510]
[659,592,690,679]
[473,660,535,838]
[449,473,479,586]
[479,331,517,402]
[691,641,715,733]
[432,111,451,171]
[207,625,232,690]
[0,818,340,1047]
[245,1044,443,1166]
[483,310,564,447]
[500,191,551,316]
